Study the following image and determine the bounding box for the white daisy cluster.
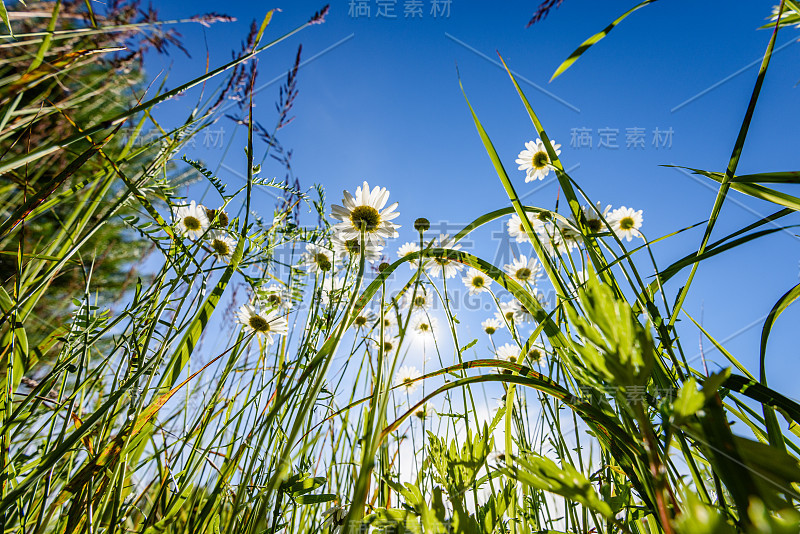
[172,200,236,262]
[397,233,465,278]
[173,202,291,346]
[394,365,421,394]
[506,203,643,252]
[237,282,293,346]
[513,140,645,248]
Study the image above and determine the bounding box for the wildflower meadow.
[2,2,800,533]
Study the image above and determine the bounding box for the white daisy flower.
[258,284,293,312]
[379,311,397,332]
[380,334,399,354]
[503,255,542,286]
[607,206,643,242]
[330,181,400,245]
[495,300,518,326]
[352,310,377,330]
[523,343,547,365]
[496,342,521,364]
[236,303,288,345]
[397,241,428,270]
[425,234,464,279]
[462,268,491,295]
[487,451,507,467]
[320,275,348,305]
[331,230,383,264]
[410,313,438,338]
[536,220,578,256]
[401,287,433,311]
[205,207,229,227]
[510,299,535,324]
[515,138,561,182]
[173,200,209,239]
[301,243,334,273]
[208,231,236,262]
[394,365,421,394]
[481,317,504,335]
[579,202,610,234]
[507,213,535,243]
[497,392,524,410]
[413,401,436,420]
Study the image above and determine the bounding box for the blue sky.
[141,1,800,398]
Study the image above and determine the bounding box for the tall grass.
[2,2,800,534]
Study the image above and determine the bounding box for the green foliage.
[3,3,800,534]
[566,270,654,389]
[500,453,613,520]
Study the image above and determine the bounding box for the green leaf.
[0,0,11,37]
[28,1,60,71]
[730,171,800,183]
[295,493,336,504]
[460,338,478,352]
[673,378,704,423]
[502,453,614,519]
[551,0,659,81]
[672,166,800,212]
[284,476,326,496]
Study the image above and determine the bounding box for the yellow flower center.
[249,315,270,333]
[184,216,201,231]
[485,326,496,335]
[350,205,381,231]
[586,219,602,233]
[419,323,430,331]
[472,277,484,288]
[532,150,549,169]
[354,316,367,327]
[211,239,230,256]
[619,216,635,230]
[516,268,531,281]
[345,239,361,254]
[414,296,426,307]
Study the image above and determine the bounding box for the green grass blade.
[668,12,783,340]
[27,1,61,72]
[0,0,11,37]
[550,0,658,81]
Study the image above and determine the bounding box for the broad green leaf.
[673,378,704,423]
[501,453,614,519]
[295,493,337,504]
